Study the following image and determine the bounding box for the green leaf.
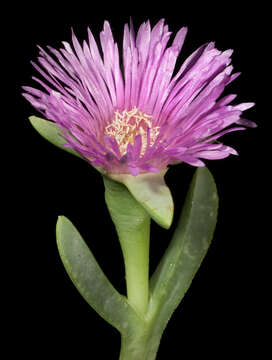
[56,216,142,333]
[147,167,218,329]
[29,116,106,175]
[29,116,80,158]
[109,170,174,229]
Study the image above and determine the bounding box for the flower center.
[105,107,160,157]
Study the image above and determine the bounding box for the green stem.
[103,176,150,316]
[119,324,162,360]
[121,223,150,314]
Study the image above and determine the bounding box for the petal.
[236,118,257,128]
[233,102,255,111]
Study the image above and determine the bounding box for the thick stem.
[121,223,150,314]
[119,326,161,360]
[120,221,149,314]
[104,176,164,359]
[103,176,150,315]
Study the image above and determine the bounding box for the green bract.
[29,116,81,159]
[109,171,173,229]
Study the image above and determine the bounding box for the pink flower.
[23,19,255,176]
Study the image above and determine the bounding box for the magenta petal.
[236,118,257,128]
[234,102,255,111]
[179,155,206,167]
[104,136,122,159]
[132,135,142,160]
[196,148,237,160]
[128,165,141,176]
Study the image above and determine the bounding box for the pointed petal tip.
[250,121,258,128]
[229,147,238,155]
[181,26,188,34]
[103,20,111,31]
[236,118,257,128]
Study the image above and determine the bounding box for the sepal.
[29,116,80,158]
[29,116,106,175]
[109,170,174,229]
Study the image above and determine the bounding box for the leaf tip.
[162,203,174,230]
[28,115,38,127]
[56,215,69,228]
[56,214,65,223]
[56,215,68,243]
[193,166,219,212]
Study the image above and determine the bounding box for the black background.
[7,4,267,359]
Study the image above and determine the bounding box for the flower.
[23,19,256,176]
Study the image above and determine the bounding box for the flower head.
[23,19,255,176]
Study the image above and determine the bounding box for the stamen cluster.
[105,107,160,157]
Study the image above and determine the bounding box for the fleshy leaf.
[29,116,80,158]
[109,170,174,229]
[147,167,218,330]
[56,216,142,333]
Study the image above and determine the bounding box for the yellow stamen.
[105,107,160,157]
